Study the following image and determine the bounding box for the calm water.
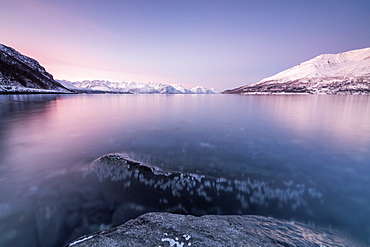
[0,94,369,246]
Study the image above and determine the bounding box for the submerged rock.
[66,212,364,247]
[36,205,67,247]
[83,152,324,221]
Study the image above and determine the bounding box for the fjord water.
[0,94,369,246]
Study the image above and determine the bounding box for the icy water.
[0,94,369,246]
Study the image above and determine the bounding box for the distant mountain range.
[0,44,72,93]
[223,47,370,94]
[58,80,219,94]
[0,43,217,94]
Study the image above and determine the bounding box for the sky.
[1,0,370,91]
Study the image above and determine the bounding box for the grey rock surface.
[66,212,364,247]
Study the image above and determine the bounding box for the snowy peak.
[224,47,370,95]
[169,84,190,93]
[190,86,218,94]
[62,80,219,94]
[260,47,370,84]
[147,82,186,94]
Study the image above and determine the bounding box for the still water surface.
[0,94,369,246]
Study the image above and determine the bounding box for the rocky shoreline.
[1,152,368,247]
[66,212,365,247]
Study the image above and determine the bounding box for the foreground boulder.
[67,212,364,247]
[83,153,324,222]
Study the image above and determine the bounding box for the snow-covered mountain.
[0,44,72,93]
[190,86,218,94]
[60,80,219,94]
[223,47,370,94]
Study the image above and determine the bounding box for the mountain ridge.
[0,44,72,93]
[59,80,219,94]
[223,47,370,94]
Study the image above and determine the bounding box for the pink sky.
[1,0,369,90]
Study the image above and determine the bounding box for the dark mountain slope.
[0,44,72,93]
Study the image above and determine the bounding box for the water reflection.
[260,95,370,151]
[0,94,369,246]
